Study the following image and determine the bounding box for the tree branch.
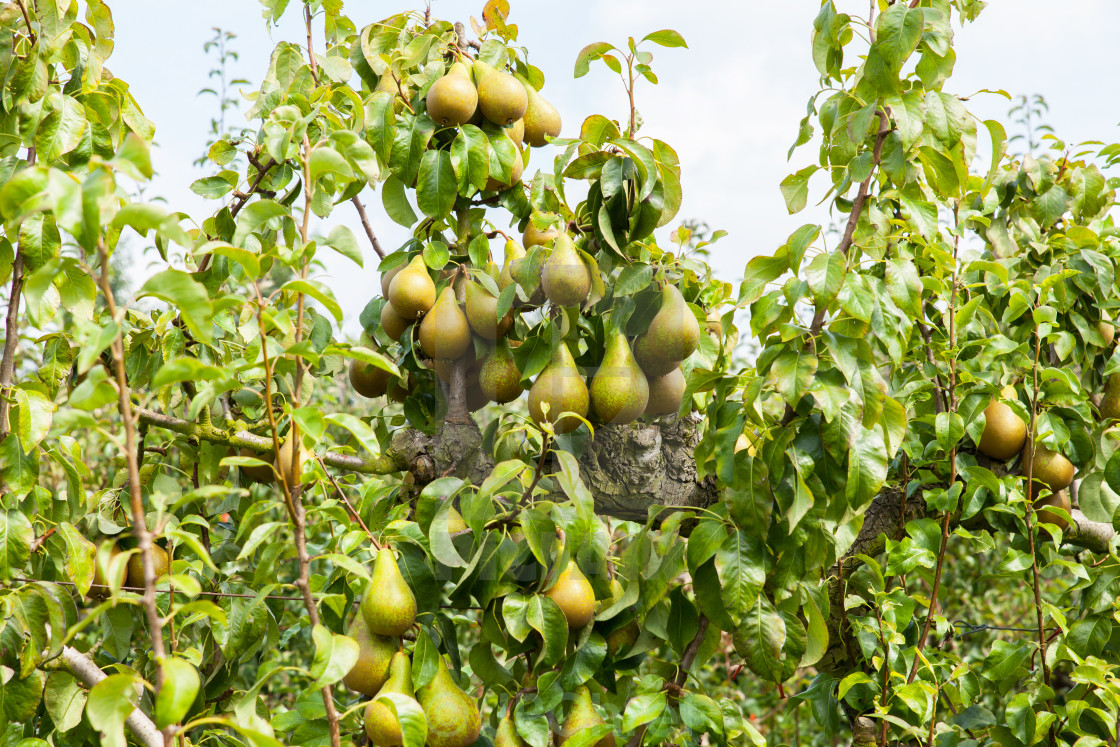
[0,252,25,440]
[351,197,386,259]
[57,646,162,747]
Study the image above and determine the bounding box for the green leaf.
[641,29,688,48]
[232,199,289,247]
[281,279,342,324]
[780,165,818,214]
[309,146,354,183]
[58,521,96,596]
[847,426,888,508]
[735,596,786,683]
[310,624,360,689]
[86,674,140,747]
[36,94,88,162]
[111,203,191,248]
[622,692,667,732]
[44,672,87,733]
[768,350,818,407]
[18,213,61,272]
[190,176,236,199]
[155,658,200,729]
[137,270,214,343]
[527,595,569,667]
[416,149,457,219]
[806,250,845,308]
[451,124,490,193]
[377,692,427,747]
[874,5,923,71]
[1,668,44,723]
[323,224,363,267]
[0,509,33,581]
[574,42,615,78]
[382,175,418,227]
[714,530,766,626]
[152,357,227,389]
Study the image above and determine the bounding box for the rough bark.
[58,646,162,747]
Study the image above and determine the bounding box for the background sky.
[106,1,1120,336]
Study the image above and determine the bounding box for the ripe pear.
[89,543,125,599]
[239,447,275,483]
[479,338,523,404]
[643,285,700,364]
[977,388,1027,460]
[1035,490,1071,531]
[507,118,525,147]
[1101,374,1120,421]
[541,234,590,307]
[495,715,529,747]
[364,651,417,746]
[633,334,678,377]
[544,560,595,629]
[361,547,417,637]
[380,302,411,342]
[350,359,393,399]
[523,215,562,248]
[417,656,481,747]
[499,240,526,291]
[388,256,436,319]
[275,437,307,485]
[521,81,561,147]
[607,619,640,657]
[559,686,614,747]
[644,367,686,416]
[465,280,513,340]
[1099,318,1116,346]
[1022,442,1075,495]
[485,142,525,191]
[426,61,478,126]
[343,614,397,696]
[472,59,528,125]
[126,544,170,588]
[380,264,403,298]
[590,332,649,424]
[419,287,472,360]
[528,343,589,434]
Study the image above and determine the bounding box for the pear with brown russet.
[465,279,513,340]
[976,387,1027,460]
[1035,490,1071,531]
[494,715,529,747]
[637,285,700,374]
[388,256,436,319]
[479,338,522,404]
[520,79,562,147]
[380,301,411,342]
[528,342,588,434]
[544,559,595,629]
[343,614,396,697]
[644,367,686,416]
[523,215,562,248]
[1021,441,1075,495]
[361,547,417,637]
[559,686,615,747]
[590,332,648,425]
[420,287,472,361]
[350,359,395,399]
[417,656,481,747]
[126,544,170,588]
[472,59,528,125]
[426,61,478,126]
[541,234,590,307]
[364,651,418,746]
[1100,373,1120,421]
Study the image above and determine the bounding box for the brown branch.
[316,455,382,550]
[13,0,35,43]
[351,197,386,259]
[915,321,947,415]
[54,646,161,747]
[0,252,25,440]
[96,241,172,747]
[304,2,320,85]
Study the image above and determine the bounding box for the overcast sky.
[106,1,1120,336]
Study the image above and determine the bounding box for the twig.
[351,197,386,259]
[315,456,382,550]
[13,0,35,43]
[915,321,947,414]
[303,2,320,85]
[95,241,172,747]
[626,615,710,747]
[0,253,25,440]
[30,526,57,552]
[57,646,161,747]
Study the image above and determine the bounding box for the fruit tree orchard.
[2,1,1120,746]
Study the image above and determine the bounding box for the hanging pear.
[643,285,700,365]
[1101,373,1120,420]
[364,651,418,747]
[644,367,686,416]
[380,301,410,342]
[507,118,525,147]
[528,343,589,434]
[361,547,417,637]
[426,61,478,126]
[541,234,590,307]
[472,59,528,125]
[590,332,649,425]
[976,387,1027,459]
[485,138,525,191]
[350,359,394,399]
[465,279,513,340]
[634,333,679,377]
[380,264,403,298]
[520,80,562,147]
[417,656,481,747]
[544,559,595,629]
[479,338,523,404]
[388,256,436,319]
[419,287,472,360]
[494,715,529,747]
[342,614,397,696]
[559,686,614,747]
[522,214,563,248]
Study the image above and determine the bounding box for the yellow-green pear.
[126,544,169,588]
[559,686,614,747]
[380,301,411,342]
[88,543,126,599]
[1021,441,1075,495]
[1101,373,1120,421]
[472,59,528,125]
[544,560,595,629]
[426,61,478,126]
[239,448,275,484]
[364,651,417,746]
[499,239,526,291]
[381,264,403,298]
[350,359,393,399]
[343,614,397,696]
[465,279,513,340]
[520,80,561,147]
[1099,317,1116,346]
[479,338,523,404]
[976,387,1027,459]
[634,333,679,377]
[417,656,481,747]
[275,437,307,485]
[1035,490,1071,531]
[388,256,436,319]
[528,343,588,434]
[361,547,417,637]
[643,285,700,365]
[507,118,525,147]
[644,367,686,416]
[419,287,472,360]
[495,715,529,747]
[523,215,562,248]
[590,332,649,425]
[541,234,590,307]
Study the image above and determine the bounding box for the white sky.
[107,1,1120,336]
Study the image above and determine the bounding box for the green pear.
[343,614,397,696]
[633,333,679,377]
[544,560,595,629]
[1021,442,1075,495]
[559,686,614,747]
[520,80,562,147]
[472,59,528,125]
[380,264,403,298]
[479,338,523,404]
[350,359,393,399]
[465,279,513,340]
[419,287,472,360]
[507,118,525,147]
[590,332,649,425]
[417,656,481,747]
[495,715,528,747]
[361,547,417,637]
[426,61,478,126]
[528,343,588,434]
[380,301,411,342]
[388,256,436,319]
[541,234,590,307]
[499,239,526,291]
[364,651,417,746]
[1101,373,1120,421]
[522,214,562,248]
[642,285,700,366]
[644,367,686,417]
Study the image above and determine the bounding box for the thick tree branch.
[351,197,386,259]
[57,646,162,747]
[0,252,24,439]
